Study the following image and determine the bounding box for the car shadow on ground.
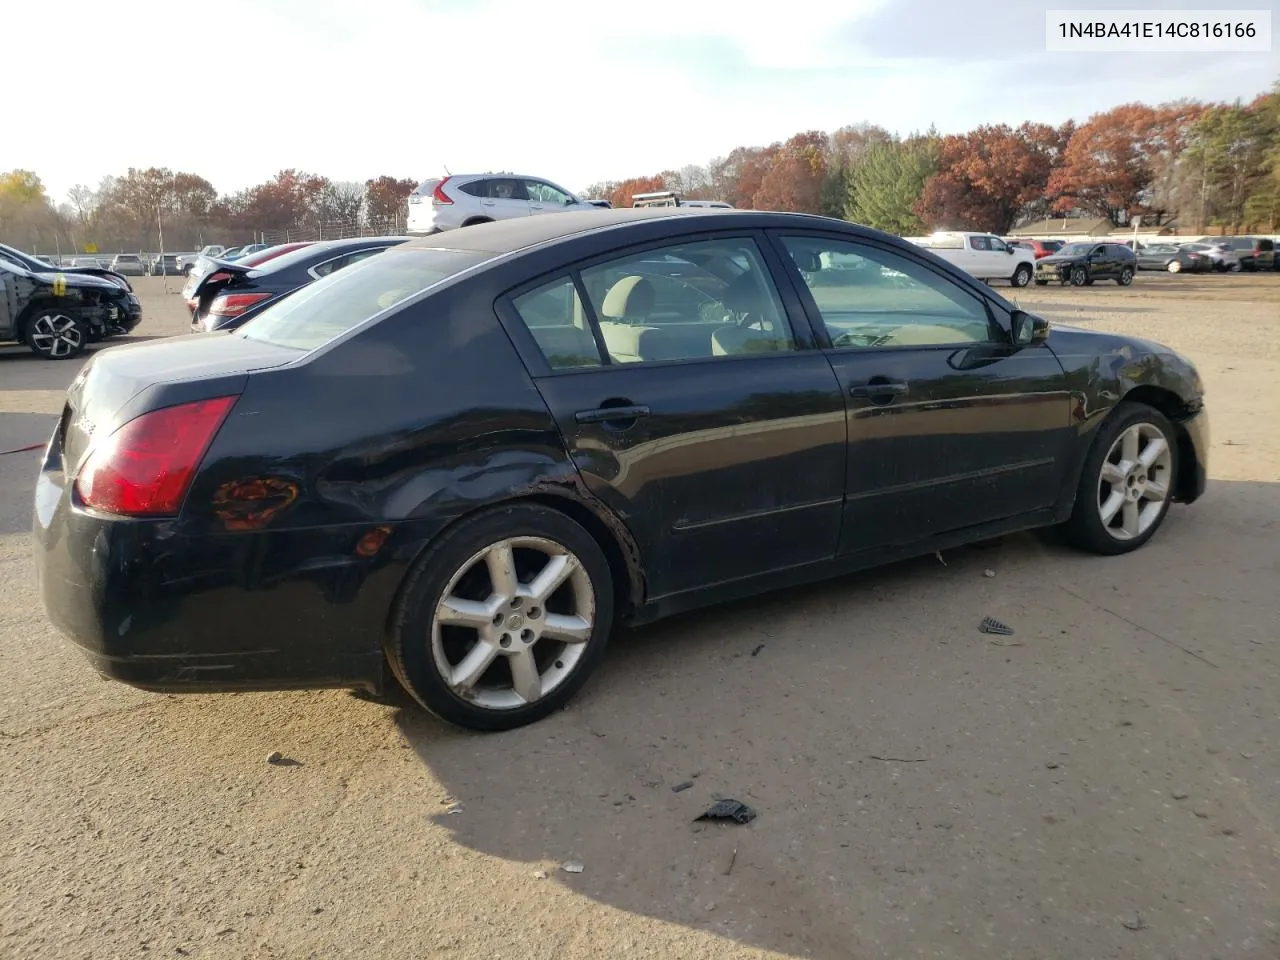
[391,479,1280,958]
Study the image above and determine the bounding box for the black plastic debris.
[980,616,1014,636]
[672,781,695,793]
[695,800,757,824]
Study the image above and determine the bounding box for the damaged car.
[1,259,142,358]
[0,242,133,292]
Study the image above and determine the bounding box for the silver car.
[108,254,147,276]
[406,173,600,234]
[1178,241,1242,272]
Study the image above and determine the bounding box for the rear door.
[768,231,1074,555]
[498,232,848,599]
[0,265,15,339]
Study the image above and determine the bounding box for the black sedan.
[184,237,410,331]
[0,242,133,292]
[1136,244,1209,273]
[1034,241,1137,286]
[1,259,141,358]
[33,210,1208,731]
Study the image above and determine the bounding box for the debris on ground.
[561,861,584,874]
[1121,912,1148,931]
[533,869,548,880]
[1046,762,1060,770]
[983,569,996,578]
[1171,789,1189,800]
[266,751,283,765]
[751,643,765,657]
[723,848,738,876]
[672,781,694,793]
[870,754,929,763]
[695,800,757,825]
[980,616,1015,636]
[935,550,948,566]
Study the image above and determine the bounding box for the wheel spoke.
[1138,436,1168,469]
[527,553,576,603]
[437,595,495,628]
[1121,426,1140,463]
[1144,480,1168,502]
[1100,462,1126,485]
[1121,501,1140,538]
[450,639,500,692]
[1100,490,1125,525]
[509,648,542,703]
[484,542,519,598]
[542,613,592,644]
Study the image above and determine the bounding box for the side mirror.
[1011,309,1049,346]
[1006,247,1015,254]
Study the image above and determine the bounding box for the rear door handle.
[575,404,650,424]
[849,381,908,398]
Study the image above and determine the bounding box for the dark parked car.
[1135,244,1209,273]
[0,258,141,358]
[33,210,1208,731]
[1217,236,1277,271]
[149,253,182,276]
[180,242,317,297]
[1035,241,1137,286]
[184,237,408,331]
[0,242,132,291]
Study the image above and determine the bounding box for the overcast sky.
[6,0,1276,203]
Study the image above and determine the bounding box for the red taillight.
[206,271,232,284]
[432,177,453,205]
[209,292,272,317]
[75,397,237,517]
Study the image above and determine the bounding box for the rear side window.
[237,247,487,351]
[1043,241,1063,252]
[1260,239,1274,252]
[511,278,602,370]
[311,247,386,278]
[969,236,990,251]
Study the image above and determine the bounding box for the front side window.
[237,246,487,351]
[526,181,572,205]
[311,247,387,278]
[988,237,1009,252]
[579,238,796,363]
[511,278,602,370]
[779,235,998,349]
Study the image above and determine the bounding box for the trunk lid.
[60,333,299,474]
[182,259,254,313]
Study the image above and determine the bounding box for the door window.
[578,238,797,363]
[969,236,991,251]
[778,235,999,349]
[525,181,572,205]
[987,237,1009,252]
[511,277,603,370]
[311,247,388,278]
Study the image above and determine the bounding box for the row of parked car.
[54,243,270,277]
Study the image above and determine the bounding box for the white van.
[906,231,1036,287]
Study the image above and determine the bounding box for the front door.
[523,179,577,217]
[769,232,1075,556]
[499,234,847,599]
[475,177,531,221]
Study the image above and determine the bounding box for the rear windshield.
[235,247,487,351]
[1041,240,1063,252]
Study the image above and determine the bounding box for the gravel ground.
[1,272,1277,959]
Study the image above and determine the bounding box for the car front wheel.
[1069,265,1088,286]
[387,504,615,731]
[1011,263,1032,287]
[25,310,87,359]
[1061,402,1178,555]
[1167,260,1182,273]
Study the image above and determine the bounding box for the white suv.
[406,174,600,234]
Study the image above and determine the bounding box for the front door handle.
[849,380,908,399]
[575,404,650,424]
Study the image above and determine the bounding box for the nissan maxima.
[33,209,1208,731]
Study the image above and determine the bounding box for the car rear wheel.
[25,310,87,360]
[1061,402,1178,556]
[1011,263,1032,287]
[461,217,493,227]
[387,504,615,731]
[1167,260,1182,273]
[1069,265,1088,286]
[1117,267,1134,286]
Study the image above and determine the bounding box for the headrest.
[724,273,767,316]
[601,276,654,319]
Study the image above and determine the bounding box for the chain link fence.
[259,215,407,245]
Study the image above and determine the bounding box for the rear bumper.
[32,438,392,695]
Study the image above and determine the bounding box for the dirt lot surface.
[2,273,1277,959]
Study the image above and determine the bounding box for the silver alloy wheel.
[1070,266,1087,286]
[1168,260,1182,273]
[29,313,83,357]
[1097,422,1173,541]
[431,536,595,710]
[1012,264,1032,287]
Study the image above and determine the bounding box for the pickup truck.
[905,231,1035,287]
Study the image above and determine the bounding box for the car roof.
[402,208,849,256]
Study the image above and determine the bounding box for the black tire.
[1070,265,1088,286]
[387,503,615,731]
[23,308,88,360]
[1117,267,1134,286]
[1060,402,1179,556]
[1011,263,1032,287]
[460,217,493,228]
[1034,279,1049,286]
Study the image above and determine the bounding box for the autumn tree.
[752,131,827,213]
[364,175,418,224]
[228,169,330,232]
[916,122,1063,233]
[0,169,65,252]
[1047,104,1169,224]
[660,165,713,200]
[316,181,365,223]
[606,175,666,209]
[845,135,939,234]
